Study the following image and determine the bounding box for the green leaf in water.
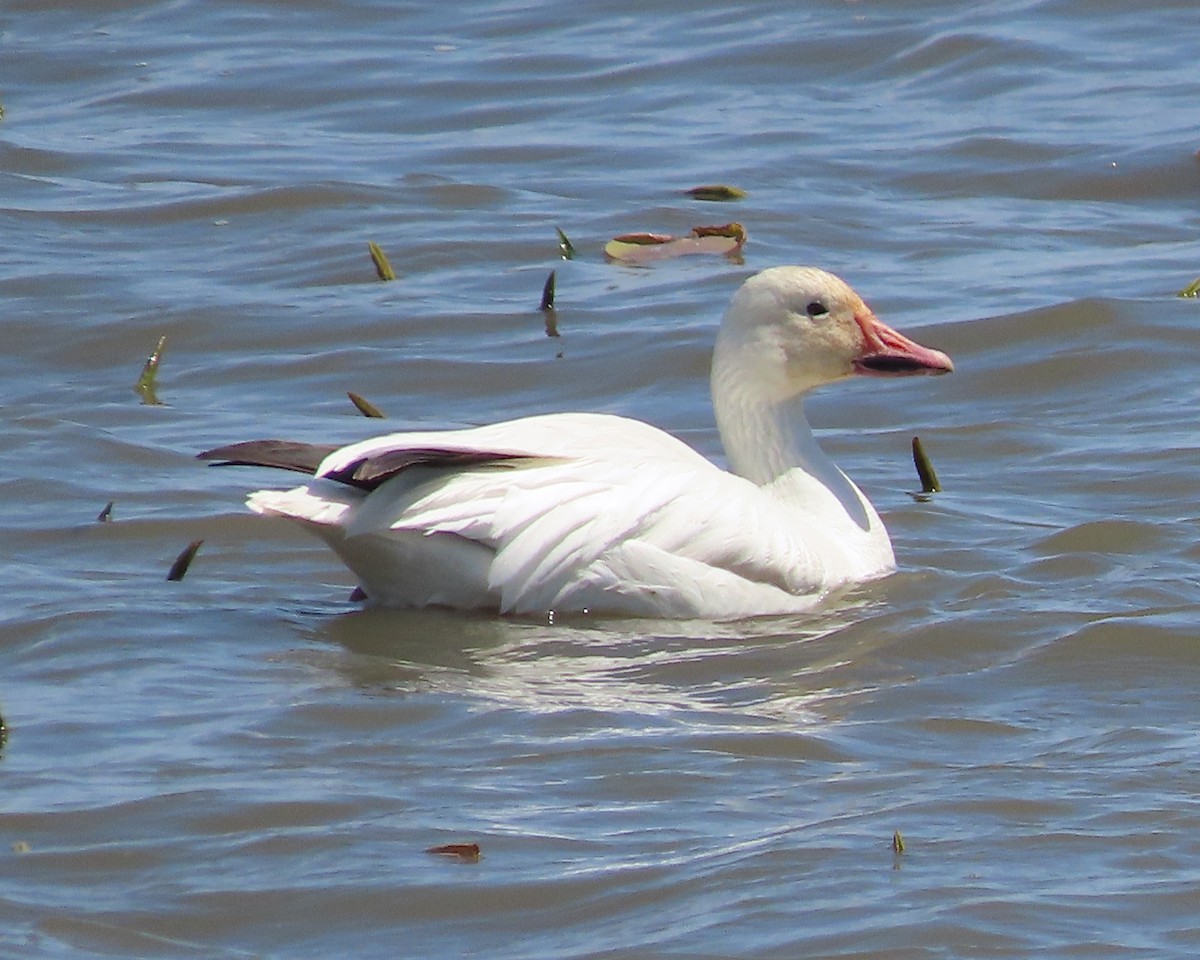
[686,184,747,202]
[540,269,556,311]
[97,501,114,523]
[135,335,167,405]
[348,391,386,418]
[555,227,576,261]
[368,241,396,281]
[892,831,905,854]
[1178,277,1200,298]
[912,436,941,494]
[166,539,203,581]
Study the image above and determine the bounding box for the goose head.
[713,266,953,403]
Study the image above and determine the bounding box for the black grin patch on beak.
[855,355,940,375]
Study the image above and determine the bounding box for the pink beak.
[853,312,954,377]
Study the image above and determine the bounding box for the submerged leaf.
[135,335,167,405]
[686,184,747,202]
[166,540,204,581]
[368,241,396,281]
[555,227,576,260]
[605,222,747,264]
[1178,277,1200,298]
[426,842,481,863]
[348,391,386,418]
[911,436,941,494]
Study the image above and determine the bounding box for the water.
[3,0,1200,956]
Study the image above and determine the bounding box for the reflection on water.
[315,596,885,722]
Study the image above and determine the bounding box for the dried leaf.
[555,227,576,260]
[1178,277,1200,298]
[541,270,560,337]
[348,391,386,418]
[368,241,396,281]
[135,335,167,405]
[97,501,115,523]
[911,436,941,494]
[166,540,203,581]
[605,223,746,264]
[686,184,747,202]
[426,842,481,863]
[692,223,746,241]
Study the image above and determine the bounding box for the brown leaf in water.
[605,223,746,264]
[166,540,204,581]
[540,269,557,312]
[685,184,747,202]
[426,842,481,863]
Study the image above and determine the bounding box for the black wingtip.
[196,439,338,476]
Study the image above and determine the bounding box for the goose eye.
[805,301,829,319]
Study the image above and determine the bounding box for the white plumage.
[201,266,952,619]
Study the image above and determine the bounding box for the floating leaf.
[348,391,386,418]
[892,831,905,854]
[541,270,560,337]
[605,223,747,264]
[426,842,481,863]
[368,241,396,281]
[686,184,746,202]
[911,436,941,494]
[1178,277,1200,298]
[135,335,167,405]
[166,539,203,581]
[555,227,576,260]
[97,501,114,523]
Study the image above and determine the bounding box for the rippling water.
[4,0,1200,957]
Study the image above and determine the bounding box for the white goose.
[200,266,952,619]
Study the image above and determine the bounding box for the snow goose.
[199,266,952,619]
